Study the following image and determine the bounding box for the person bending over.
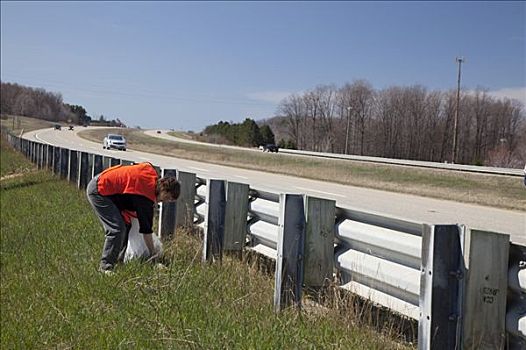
[86,162,180,273]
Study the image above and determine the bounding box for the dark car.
[53,124,61,130]
[262,144,279,153]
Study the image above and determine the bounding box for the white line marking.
[294,186,346,198]
[34,133,53,145]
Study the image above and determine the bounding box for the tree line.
[203,118,275,147]
[1,82,76,123]
[0,82,124,127]
[277,80,525,167]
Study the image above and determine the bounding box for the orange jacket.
[97,163,158,202]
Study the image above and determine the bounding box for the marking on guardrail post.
[78,152,90,189]
[203,179,226,263]
[274,193,306,312]
[176,171,196,229]
[462,229,509,350]
[158,168,178,239]
[304,196,336,290]
[68,150,78,184]
[224,181,249,255]
[418,224,463,350]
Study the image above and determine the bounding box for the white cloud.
[487,87,526,106]
[246,91,292,104]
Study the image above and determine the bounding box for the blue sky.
[1,1,524,131]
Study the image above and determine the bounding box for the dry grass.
[80,128,526,211]
[0,114,56,133]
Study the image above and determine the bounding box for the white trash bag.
[124,218,163,263]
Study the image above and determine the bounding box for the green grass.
[1,140,411,349]
[0,138,34,177]
[81,128,526,211]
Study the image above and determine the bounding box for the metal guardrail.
[335,212,422,320]
[247,188,280,260]
[279,148,524,177]
[5,129,526,350]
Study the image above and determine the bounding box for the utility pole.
[452,56,464,163]
[345,106,351,154]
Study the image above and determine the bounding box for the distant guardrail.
[147,130,524,177]
[278,149,524,177]
[5,130,525,350]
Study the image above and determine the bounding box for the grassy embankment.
[0,138,412,348]
[0,114,56,134]
[80,127,526,211]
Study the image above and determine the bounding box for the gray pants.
[86,175,128,271]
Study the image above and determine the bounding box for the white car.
[103,134,127,151]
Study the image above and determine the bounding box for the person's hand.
[146,247,162,263]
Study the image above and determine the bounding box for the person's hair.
[156,176,181,199]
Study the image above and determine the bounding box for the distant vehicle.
[68,125,74,131]
[53,124,61,130]
[260,144,279,153]
[103,134,127,151]
[156,130,161,134]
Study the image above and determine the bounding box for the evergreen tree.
[259,124,275,144]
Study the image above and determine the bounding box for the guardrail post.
[60,148,69,179]
[274,193,306,311]
[53,147,61,175]
[110,157,120,167]
[68,150,78,184]
[506,243,526,350]
[78,152,90,189]
[223,181,249,255]
[462,229,510,349]
[158,168,178,239]
[32,142,37,164]
[203,179,226,263]
[176,171,196,229]
[38,143,44,169]
[92,154,103,177]
[22,139,26,157]
[47,145,53,170]
[35,143,41,168]
[418,224,463,350]
[102,156,111,170]
[303,196,336,290]
[29,141,34,163]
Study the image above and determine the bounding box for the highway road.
[24,127,525,245]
